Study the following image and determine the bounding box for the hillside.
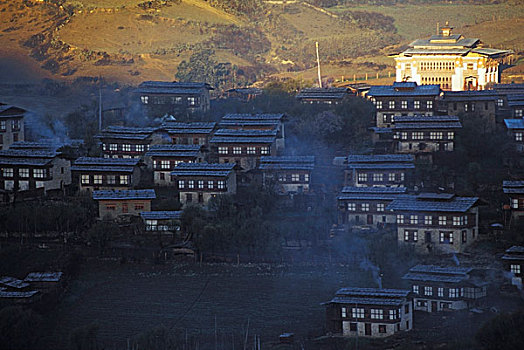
[0,0,522,87]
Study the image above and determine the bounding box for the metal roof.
[137,81,213,94]
[0,290,39,298]
[162,121,216,129]
[325,296,407,306]
[387,194,478,213]
[409,265,473,275]
[222,113,284,121]
[24,272,63,282]
[348,154,414,163]
[505,246,524,254]
[394,116,462,129]
[507,95,524,107]
[0,105,26,118]
[503,181,524,194]
[214,129,278,137]
[139,81,213,89]
[259,156,315,171]
[0,277,30,289]
[394,115,460,123]
[504,118,524,130]
[402,48,471,55]
[210,137,276,144]
[92,189,156,200]
[171,162,235,177]
[97,126,157,140]
[368,84,440,97]
[140,211,182,220]
[145,144,201,158]
[338,187,409,201]
[341,186,407,194]
[296,87,349,99]
[0,149,58,158]
[335,287,410,298]
[219,120,280,127]
[402,272,467,283]
[73,157,139,166]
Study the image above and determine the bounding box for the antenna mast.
[316,41,322,88]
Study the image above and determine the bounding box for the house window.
[105,204,116,211]
[247,147,256,154]
[389,309,398,320]
[440,231,453,244]
[304,173,310,182]
[357,173,368,182]
[389,101,395,109]
[198,180,204,189]
[218,147,228,154]
[462,230,467,243]
[361,203,370,212]
[427,101,433,109]
[378,325,387,333]
[208,181,214,189]
[401,100,407,109]
[388,173,395,182]
[371,309,383,319]
[141,96,149,104]
[453,216,461,226]
[160,160,170,169]
[515,110,523,118]
[11,120,20,131]
[410,215,418,225]
[375,101,382,109]
[218,181,225,189]
[401,132,408,140]
[120,175,129,185]
[512,199,519,209]
[134,203,144,211]
[34,169,45,178]
[347,203,356,211]
[413,132,424,140]
[414,100,420,109]
[377,203,385,212]
[109,144,117,151]
[18,168,29,178]
[430,132,443,140]
[188,180,194,189]
[93,175,103,184]
[448,132,454,140]
[449,288,459,298]
[424,286,433,296]
[413,285,419,294]
[261,147,270,155]
[122,144,131,152]
[145,219,157,231]
[341,307,347,318]
[233,147,242,155]
[516,133,523,142]
[136,144,145,152]
[352,308,364,318]
[373,173,383,182]
[438,216,447,226]
[187,97,197,106]
[81,175,90,184]
[438,287,444,297]
[424,216,432,225]
[510,264,521,274]
[0,121,5,131]
[397,215,404,224]
[107,175,116,184]
[186,193,193,203]
[178,180,185,188]
[497,98,504,107]
[292,174,300,182]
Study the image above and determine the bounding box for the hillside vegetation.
[0,0,522,87]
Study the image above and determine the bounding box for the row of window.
[102,143,149,153]
[412,285,461,298]
[144,220,178,232]
[81,174,130,185]
[278,173,309,183]
[105,202,144,212]
[373,100,433,110]
[356,172,405,183]
[1,168,47,178]
[153,160,192,170]
[218,146,270,155]
[346,203,385,212]
[341,304,409,320]
[397,214,469,226]
[141,96,198,106]
[178,180,225,190]
[418,61,456,71]
[404,230,469,244]
[396,131,454,140]
[172,137,206,145]
[0,120,21,132]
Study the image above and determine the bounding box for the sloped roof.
[387,194,478,213]
[170,162,235,177]
[503,181,524,194]
[504,118,524,130]
[296,87,349,100]
[0,105,26,118]
[402,265,473,283]
[222,113,284,121]
[72,157,139,173]
[137,81,213,94]
[140,211,182,220]
[394,115,462,130]
[338,186,409,201]
[92,189,156,200]
[0,149,58,166]
[259,156,315,171]
[145,144,202,158]
[347,154,415,170]
[368,84,440,97]
[96,126,157,140]
[24,272,63,282]
[210,129,277,144]
[324,287,410,306]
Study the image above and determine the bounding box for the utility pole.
[316,41,322,88]
[98,78,103,132]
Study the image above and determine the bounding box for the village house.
[393,22,511,91]
[393,115,462,162]
[344,154,415,188]
[501,246,524,289]
[71,157,143,192]
[96,126,170,159]
[296,87,350,105]
[145,144,203,186]
[171,162,236,206]
[402,265,487,312]
[219,113,285,152]
[492,83,524,118]
[137,81,213,116]
[209,129,279,171]
[387,193,479,254]
[259,156,315,194]
[93,189,156,220]
[502,181,524,225]
[162,121,217,148]
[140,211,182,233]
[340,82,371,97]
[225,87,263,102]
[440,90,503,128]
[503,118,524,152]
[337,186,408,228]
[324,287,413,338]
[368,82,441,128]
[506,94,524,119]
[0,103,25,150]
[0,147,72,195]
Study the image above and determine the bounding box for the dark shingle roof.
[97,126,157,140]
[71,157,139,173]
[259,156,315,171]
[338,186,409,201]
[387,194,478,213]
[170,162,235,177]
[210,129,277,144]
[394,115,462,129]
[503,181,524,194]
[402,265,473,283]
[222,113,284,121]
[368,84,440,97]
[347,154,415,170]
[0,149,59,166]
[137,81,213,94]
[324,287,410,306]
[145,144,201,158]
[140,211,182,220]
[92,189,156,200]
[296,87,349,100]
